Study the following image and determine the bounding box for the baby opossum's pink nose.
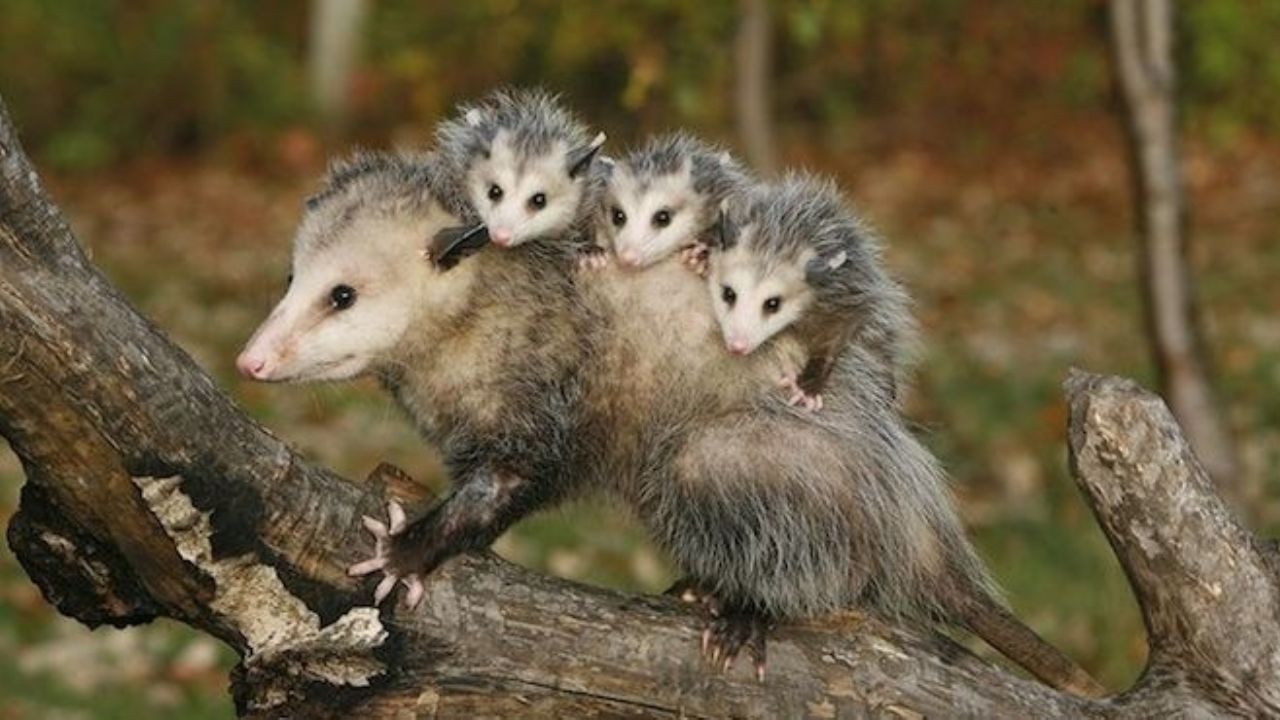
[618,248,640,266]
[727,338,751,355]
[490,227,513,246]
[236,351,269,380]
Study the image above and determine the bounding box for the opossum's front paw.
[347,500,427,610]
[778,373,824,412]
[680,243,709,277]
[701,606,771,682]
[577,248,611,271]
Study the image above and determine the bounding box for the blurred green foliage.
[3,1,1280,171]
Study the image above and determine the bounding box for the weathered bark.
[734,0,778,175]
[1107,0,1243,501]
[2,91,1278,717]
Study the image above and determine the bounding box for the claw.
[348,556,388,576]
[403,576,426,609]
[374,573,398,605]
[387,500,407,534]
[362,516,389,538]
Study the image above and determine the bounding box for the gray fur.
[435,88,592,169]
[280,153,1093,693]
[721,172,918,398]
[622,132,749,204]
[434,88,605,250]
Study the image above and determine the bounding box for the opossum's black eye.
[611,207,627,227]
[721,285,737,307]
[329,284,357,311]
[762,296,782,315]
[528,192,547,211]
[652,209,672,228]
[487,184,504,202]
[286,273,294,289]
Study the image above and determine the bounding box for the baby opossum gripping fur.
[433,87,607,257]
[709,173,913,409]
[240,154,1103,698]
[599,132,751,269]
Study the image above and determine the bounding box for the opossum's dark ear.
[568,132,607,178]
[429,222,490,271]
[805,250,849,284]
[596,155,616,178]
[714,208,738,251]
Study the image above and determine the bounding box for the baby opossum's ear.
[596,155,616,178]
[429,222,490,271]
[805,250,849,285]
[714,204,739,251]
[568,132,607,179]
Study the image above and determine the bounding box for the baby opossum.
[599,132,750,270]
[238,153,1103,698]
[432,88,606,258]
[708,173,912,410]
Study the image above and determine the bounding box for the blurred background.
[2,1,1279,716]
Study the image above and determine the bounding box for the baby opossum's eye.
[528,192,548,211]
[721,285,737,307]
[329,284,357,311]
[762,296,782,315]
[652,209,673,228]
[285,273,294,289]
[611,207,627,228]
[487,184,504,202]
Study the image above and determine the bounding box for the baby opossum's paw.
[778,373,824,412]
[701,606,771,682]
[347,499,427,610]
[577,248,611,271]
[680,243,710,277]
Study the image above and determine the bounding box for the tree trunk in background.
[309,0,368,133]
[735,0,778,175]
[1107,0,1244,501]
[4,91,1280,715]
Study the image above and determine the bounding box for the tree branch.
[3,92,1277,716]
[1107,0,1242,498]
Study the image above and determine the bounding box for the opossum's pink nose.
[727,337,751,355]
[490,227,513,246]
[618,248,640,266]
[236,351,270,380]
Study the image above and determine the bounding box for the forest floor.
[2,133,1279,717]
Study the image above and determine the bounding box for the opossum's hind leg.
[702,601,772,682]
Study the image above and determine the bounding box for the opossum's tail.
[950,584,1106,698]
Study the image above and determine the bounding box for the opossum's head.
[601,160,703,269]
[708,175,854,355]
[467,129,602,247]
[442,89,604,248]
[709,225,817,356]
[237,153,467,382]
[601,134,744,269]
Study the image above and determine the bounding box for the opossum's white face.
[467,131,583,247]
[237,208,452,383]
[708,236,814,356]
[602,162,703,269]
